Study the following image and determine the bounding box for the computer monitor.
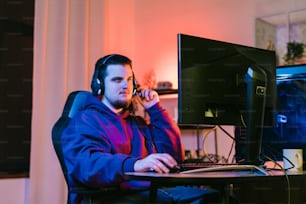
[261,64,306,168]
[178,33,277,165]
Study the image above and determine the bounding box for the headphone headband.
[101,54,116,65]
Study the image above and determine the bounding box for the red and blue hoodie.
[61,94,184,203]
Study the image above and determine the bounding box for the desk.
[124,170,306,203]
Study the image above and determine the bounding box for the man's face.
[102,64,134,111]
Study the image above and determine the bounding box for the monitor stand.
[242,66,267,166]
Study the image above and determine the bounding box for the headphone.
[91,54,138,96]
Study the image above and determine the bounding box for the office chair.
[52,91,126,204]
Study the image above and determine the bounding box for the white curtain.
[29,0,108,203]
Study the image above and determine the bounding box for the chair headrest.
[62,91,93,118]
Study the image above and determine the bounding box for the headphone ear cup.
[132,78,138,95]
[132,89,137,96]
[92,63,105,96]
[91,72,102,96]
[100,80,104,95]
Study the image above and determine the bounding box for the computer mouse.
[168,165,182,173]
[147,165,182,173]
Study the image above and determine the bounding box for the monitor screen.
[178,33,277,165]
[178,33,276,126]
[261,64,306,168]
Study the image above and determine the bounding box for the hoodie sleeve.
[146,103,185,162]
[61,110,138,188]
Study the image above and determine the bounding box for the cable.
[209,110,240,163]
[262,144,296,171]
[217,125,236,141]
[240,114,247,128]
[217,125,236,163]
[201,126,218,162]
[262,154,291,204]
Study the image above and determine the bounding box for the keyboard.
[180,162,236,171]
[179,163,270,175]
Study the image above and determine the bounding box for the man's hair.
[91,54,133,96]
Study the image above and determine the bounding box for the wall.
[256,9,306,66]
[0,178,29,204]
[2,0,306,203]
[132,0,258,88]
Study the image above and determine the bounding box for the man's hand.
[134,153,178,173]
[137,89,160,109]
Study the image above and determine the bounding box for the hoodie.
[61,93,184,203]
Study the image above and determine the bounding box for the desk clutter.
[181,149,271,176]
[184,149,228,164]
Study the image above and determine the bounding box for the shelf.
[155,89,177,95]
[179,124,216,129]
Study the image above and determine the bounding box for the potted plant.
[284,41,305,64]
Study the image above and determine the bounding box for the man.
[61,54,219,203]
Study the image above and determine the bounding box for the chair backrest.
[61,91,92,118]
[52,91,93,203]
[52,91,140,203]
